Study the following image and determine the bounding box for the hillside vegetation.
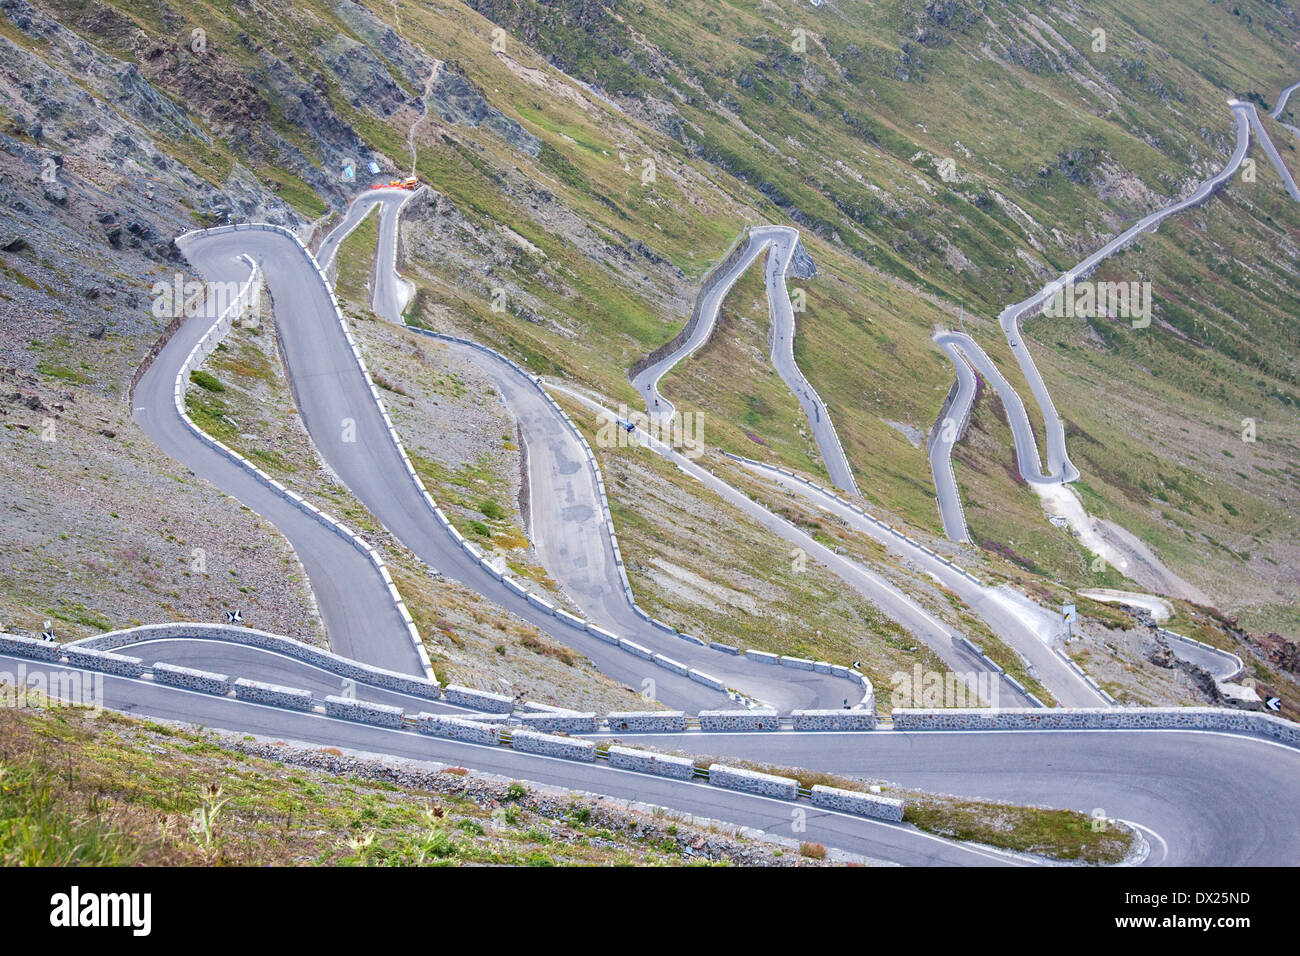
[0,0,1296,681]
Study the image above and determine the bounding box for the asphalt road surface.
[929,102,1258,544]
[993,102,1252,490]
[107,89,1299,863]
[347,200,864,713]
[554,383,1103,708]
[631,225,858,494]
[7,648,1297,865]
[730,456,1105,707]
[134,244,422,676]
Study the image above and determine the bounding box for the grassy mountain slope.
[0,0,1296,672]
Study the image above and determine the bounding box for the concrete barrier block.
[443,684,514,714]
[324,695,404,728]
[585,624,620,645]
[745,650,779,665]
[699,710,781,732]
[650,618,677,635]
[510,729,596,762]
[779,655,816,671]
[151,662,231,695]
[554,609,586,629]
[502,577,527,597]
[811,784,904,821]
[652,653,689,676]
[688,669,727,691]
[709,641,741,655]
[605,711,687,733]
[708,763,798,800]
[525,592,556,614]
[618,639,653,660]
[607,746,695,780]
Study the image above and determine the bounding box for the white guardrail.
[723,450,985,588]
[408,328,875,708]
[174,223,771,698]
[170,231,434,683]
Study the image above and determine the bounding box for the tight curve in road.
[179,226,779,713]
[552,381,1104,708]
[726,455,1106,707]
[631,225,859,495]
[343,188,1096,710]
[104,86,1300,861]
[927,97,1300,546]
[134,242,424,677]
[6,645,1298,865]
[320,195,863,713]
[1270,80,1300,144]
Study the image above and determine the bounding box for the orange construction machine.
[370,176,419,191]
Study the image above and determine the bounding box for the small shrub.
[506,782,527,802]
[569,806,591,826]
[189,370,224,392]
[479,500,507,520]
[799,841,826,860]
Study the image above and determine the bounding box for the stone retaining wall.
[791,709,877,731]
[232,677,314,711]
[151,662,232,695]
[442,684,514,713]
[605,711,687,733]
[699,710,781,732]
[517,712,600,734]
[324,695,405,728]
[892,707,1300,746]
[708,763,798,800]
[811,784,904,821]
[0,633,63,663]
[78,623,441,700]
[417,713,503,745]
[62,646,145,678]
[607,746,696,780]
[510,729,596,762]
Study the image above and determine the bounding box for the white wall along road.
[81,80,1300,863]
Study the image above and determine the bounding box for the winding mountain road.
[725,455,1105,707]
[87,79,1300,865]
[346,201,862,713]
[928,98,1300,548]
[631,225,858,495]
[134,239,423,677]
[6,645,1298,865]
